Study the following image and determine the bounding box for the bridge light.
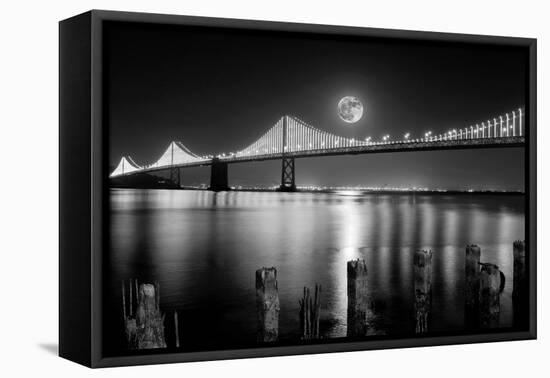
[404,133,410,139]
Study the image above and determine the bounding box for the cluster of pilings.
[414,241,527,333]
[120,240,527,349]
[464,244,506,329]
[464,241,527,330]
[254,261,376,341]
[255,240,527,341]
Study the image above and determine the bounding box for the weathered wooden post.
[256,267,280,342]
[513,240,527,327]
[174,310,180,348]
[464,245,481,328]
[347,259,369,337]
[124,283,167,349]
[479,263,501,329]
[136,283,167,348]
[299,284,322,340]
[414,250,432,333]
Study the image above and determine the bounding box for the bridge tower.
[279,115,297,192]
[168,142,181,187]
[169,167,181,187]
[209,158,230,191]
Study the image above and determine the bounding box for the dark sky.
[105,21,527,190]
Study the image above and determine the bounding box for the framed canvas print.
[59,10,537,368]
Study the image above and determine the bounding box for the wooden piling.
[125,283,167,349]
[174,310,180,348]
[299,284,322,340]
[347,259,369,337]
[513,240,527,327]
[314,286,321,337]
[479,263,501,329]
[256,267,280,342]
[414,250,432,333]
[464,245,481,328]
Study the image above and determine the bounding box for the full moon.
[338,96,363,123]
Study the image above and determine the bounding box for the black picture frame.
[59,9,537,368]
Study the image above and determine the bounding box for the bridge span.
[110,108,525,191]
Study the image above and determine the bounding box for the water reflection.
[106,189,524,353]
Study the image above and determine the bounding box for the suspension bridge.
[110,108,526,191]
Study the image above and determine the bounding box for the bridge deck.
[113,136,524,177]
[223,136,525,164]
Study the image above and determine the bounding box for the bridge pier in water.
[279,157,296,191]
[209,158,230,191]
[169,166,181,187]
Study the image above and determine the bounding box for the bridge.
[110,108,526,191]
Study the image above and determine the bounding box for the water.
[104,189,525,355]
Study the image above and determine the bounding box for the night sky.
[106,21,527,190]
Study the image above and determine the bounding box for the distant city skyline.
[105,21,527,190]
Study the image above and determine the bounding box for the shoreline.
[110,186,525,195]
